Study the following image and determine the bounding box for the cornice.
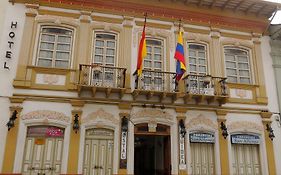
[11,0,270,33]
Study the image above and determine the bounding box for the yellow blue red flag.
[174,31,186,80]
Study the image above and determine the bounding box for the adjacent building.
[0,0,280,175]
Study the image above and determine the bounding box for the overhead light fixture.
[266,123,275,141]
[6,110,18,131]
[73,114,80,134]
[179,119,186,137]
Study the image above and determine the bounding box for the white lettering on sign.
[120,131,127,159]
[179,132,186,168]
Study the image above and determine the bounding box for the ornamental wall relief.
[228,121,263,133]
[131,108,174,124]
[186,114,217,131]
[83,108,119,125]
[21,110,70,123]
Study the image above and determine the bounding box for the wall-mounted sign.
[27,126,64,138]
[3,21,18,70]
[231,134,260,145]
[120,131,127,160]
[190,133,215,143]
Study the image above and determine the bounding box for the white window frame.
[187,43,208,75]
[224,47,252,84]
[35,26,74,69]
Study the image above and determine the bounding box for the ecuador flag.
[174,31,186,81]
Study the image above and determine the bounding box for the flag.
[136,21,147,76]
[174,31,186,81]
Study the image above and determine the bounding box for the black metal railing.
[184,74,228,96]
[134,69,177,92]
[78,64,126,88]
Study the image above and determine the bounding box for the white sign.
[120,131,127,159]
[179,133,186,166]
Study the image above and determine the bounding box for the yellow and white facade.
[0,0,280,175]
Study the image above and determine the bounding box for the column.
[13,4,38,87]
[2,105,23,173]
[261,111,276,175]
[210,28,222,77]
[216,110,230,175]
[67,100,84,174]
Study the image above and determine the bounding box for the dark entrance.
[134,124,171,175]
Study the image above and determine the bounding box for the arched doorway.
[22,125,64,175]
[134,123,171,175]
[83,128,114,175]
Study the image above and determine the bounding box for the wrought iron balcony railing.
[78,64,126,88]
[184,74,228,96]
[134,69,177,92]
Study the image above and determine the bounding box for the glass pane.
[144,77,151,84]
[154,77,162,84]
[189,50,196,57]
[189,44,205,50]
[146,53,152,60]
[94,55,103,63]
[189,58,196,64]
[225,48,246,55]
[106,48,115,55]
[57,44,70,51]
[95,48,103,55]
[95,40,104,47]
[240,77,250,84]
[154,62,162,69]
[225,55,235,61]
[239,70,250,76]
[39,50,53,58]
[228,76,237,83]
[144,60,152,68]
[199,66,206,73]
[41,34,55,42]
[58,36,71,43]
[105,72,113,80]
[40,42,54,50]
[154,54,161,60]
[238,56,248,63]
[227,68,237,75]
[238,63,249,69]
[107,41,115,48]
[226,61,236,68]
[198,52,205,58]
[198,59,206,65]
[146,46,152,53]
[38,59,52,67]
[146,39,162,46]
[190,65,196,72]
[96,33,115,40]
[106,56,114,64]
[43,28,72,35]
[56,52,70,60]
[154,47,161,54]
[55,60,69,68]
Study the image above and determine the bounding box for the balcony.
[77,64,127,98]
[133,69,179,101]
[183,74,228,105]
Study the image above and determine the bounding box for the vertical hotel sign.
[120,116,128,169]
[3,21,18,70]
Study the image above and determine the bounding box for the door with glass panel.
[190,143,215,175]
[187,43,208,94]
[232,144,261,175]
[37,27,73,68]
[143,39,164,91]
[22,126,64,175]
[92,33,117,87]
[83,128,114,175]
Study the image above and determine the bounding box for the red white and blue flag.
[174,31,186,81]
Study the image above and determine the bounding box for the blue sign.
[231,134,260,145]
[189,133,215,143]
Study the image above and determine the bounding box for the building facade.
[0,0,280,175]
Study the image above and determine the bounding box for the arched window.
[187,43,207,75]
[144,38,164,71]
[92,32,117,66]
[224,47,251,84]
[36,26,73,68]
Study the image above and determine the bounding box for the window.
[143,38,164,90]
[37,27,73,68]
[93,33,117,66]
[224,47,251,84]
[187,43,207,75]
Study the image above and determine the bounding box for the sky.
[264,0,281,24]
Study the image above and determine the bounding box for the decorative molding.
[35,15,80,27]
[186,114,217,130]
[131,108,173,121]
[83,108,119,124]
[21,110,70,122]
[228,121,263,133]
